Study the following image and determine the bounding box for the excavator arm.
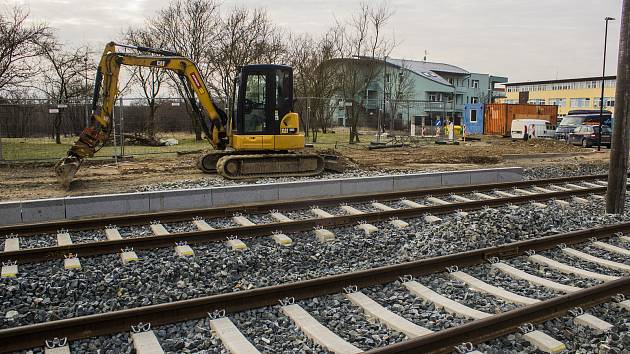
[55,42,228,188]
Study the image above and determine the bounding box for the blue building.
[463,103,485,134]
[328,57,507,129]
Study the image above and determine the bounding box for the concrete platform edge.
[1,167,522,225]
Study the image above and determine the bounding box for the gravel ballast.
[2,195,629,331]
[131,161,613,192]
[476,301,629,353]
[3,164,630,353]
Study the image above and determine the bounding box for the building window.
[549,98,566,107]
[385,74,391,83]
[448,77,454,85]
[594,97,615,108]
[428,93,442,102]
[470,97,479,104]
[570,98,591,108]
[471,80,479,89]
[470,109,477,123]
[527,99,546,105]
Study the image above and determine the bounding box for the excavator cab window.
[243,73,268,134]
[235,65,293,136]
[276,69,292,123]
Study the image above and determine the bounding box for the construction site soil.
[0,136,608,201]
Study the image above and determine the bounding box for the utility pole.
[606,0,630,214]
[598,17,615,151]
[380,56,388,142]
[84,51,89,128]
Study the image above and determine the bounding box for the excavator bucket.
[55,156,81,190]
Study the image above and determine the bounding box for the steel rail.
[0,186,609,264]
[365,277,630,354]
[0,174,610,236]
[0,222,628,353]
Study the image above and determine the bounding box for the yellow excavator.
[55,42,330,188]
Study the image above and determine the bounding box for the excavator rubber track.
[197,151,233,173]
[215,153,325,179]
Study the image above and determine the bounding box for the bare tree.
[385,59,414,134]
[0,5,53,95]
[124,27,168,139]
[330,1,395,144]
[39,44,92,144]
[149,0,222,140]
[208,7,285,110]
[286,31,337,142]
[142,1,284,140]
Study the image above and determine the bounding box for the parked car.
[567,125,611,148]
[511,119,555,140]
[555,112,612,141]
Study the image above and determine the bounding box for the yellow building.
[504,76,616,116]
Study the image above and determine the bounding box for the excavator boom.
[55,42,229,188]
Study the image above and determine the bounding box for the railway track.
[0,174,611,236]
[0,175,613,265]
[1,223,628,353]
[1,173,627,353]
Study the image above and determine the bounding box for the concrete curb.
[502,152,595,160]
[0,167,522,226]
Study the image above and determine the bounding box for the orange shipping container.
[483,104,558,136]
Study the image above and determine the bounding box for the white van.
[511,119,556,140]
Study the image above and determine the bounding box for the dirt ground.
[338,136,595,169]
[0,136,609,201]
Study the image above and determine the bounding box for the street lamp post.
[598,16,615,151]
[379,56,388,143]
[84,53,89,128]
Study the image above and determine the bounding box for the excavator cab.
[230,65,304,151]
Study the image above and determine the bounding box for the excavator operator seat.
[232,64,304,151]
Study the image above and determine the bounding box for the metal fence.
[0,97,452,162]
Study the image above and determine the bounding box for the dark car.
[567,125,611,148]
[555,111,613,141]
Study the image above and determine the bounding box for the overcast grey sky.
[10,0,623,83]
